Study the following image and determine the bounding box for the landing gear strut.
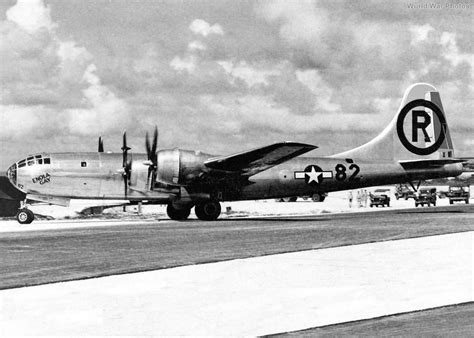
[195,199,221,221]
[16,208,34,224]
[166,204,191,220]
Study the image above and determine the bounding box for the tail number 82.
[335,159,360,181]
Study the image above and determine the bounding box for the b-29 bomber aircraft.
[5,83,464,223]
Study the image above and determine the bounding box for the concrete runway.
[1,205,473,290]
[1,205,473,335]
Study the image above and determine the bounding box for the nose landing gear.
[16,208,34,224]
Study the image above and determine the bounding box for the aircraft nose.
[6,163,26,192]
[6,163,17,186]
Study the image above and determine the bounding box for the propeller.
[98,137,104,153]
[121,132,132,203]
[145,126,158,190]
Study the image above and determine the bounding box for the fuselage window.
[27,160,34,166]
[35,155,42,159]
[81,161,87,167]
[38,159,43,164]
[44,158,51,164]
[18,162,26,168]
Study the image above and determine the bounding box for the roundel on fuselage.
[396,99,446,156]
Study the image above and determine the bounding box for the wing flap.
[205,142,317,176]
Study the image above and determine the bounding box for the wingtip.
[282,141,318,150]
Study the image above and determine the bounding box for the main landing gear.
[166,199,222,221]
[166,204,191,220]
[16,208,34,224]
[195,199,221,221]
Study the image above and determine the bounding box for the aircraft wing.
[399,159,465,170]
[205,142,317,177]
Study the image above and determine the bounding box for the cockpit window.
[17,155,51,167]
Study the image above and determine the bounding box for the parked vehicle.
[370,189,390,207]
[279,192,328,202]
[414,188,437,207]
[395,184,415,200]
[446,185,470,204]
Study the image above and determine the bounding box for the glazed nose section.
[6,163,17,187]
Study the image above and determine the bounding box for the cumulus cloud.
[6,0,56,33]
[0,0,131,141]
[189,19,224,36]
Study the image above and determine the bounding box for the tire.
[312,193,324,202]
[415,203,418,207]
[449,200,453,205]
[166,204,191,220]
[195,200,221,221]
[16,209,34,224]
[282,197,297,202]
[466,199,469,204]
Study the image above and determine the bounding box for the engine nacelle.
[157,149,180,184]
[156,149,212,185]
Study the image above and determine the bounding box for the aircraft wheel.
[16,209,34,224]
[195,200,221,221]
[466,199,469,204]
[312,193,325,202]
[449,200,453,205]
[166,204,191,221]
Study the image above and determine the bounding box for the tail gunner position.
[6,83,464,223]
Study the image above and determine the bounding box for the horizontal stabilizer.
[399,159,465,170]
[205,142,317,176]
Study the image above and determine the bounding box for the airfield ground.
[0,189,473,335]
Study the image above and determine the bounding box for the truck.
[370,189,390,207]
[446,185,470,204]
[414,188,437,207]
[395,184,415,200]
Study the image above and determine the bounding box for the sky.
[0,0,472,168]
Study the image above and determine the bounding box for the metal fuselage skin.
[8,151,463,204]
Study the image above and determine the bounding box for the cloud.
[0,0,131,140]
[189,19,224,36]
[6,0,56,33]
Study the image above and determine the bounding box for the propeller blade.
[151,126,158,155]
[121,131,132,204]
[144,126,159,191]
[98,137,104,153]
[145,131,151,159]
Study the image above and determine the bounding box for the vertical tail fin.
[331,83,454,161]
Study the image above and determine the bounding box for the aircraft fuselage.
[8,151,462,203]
